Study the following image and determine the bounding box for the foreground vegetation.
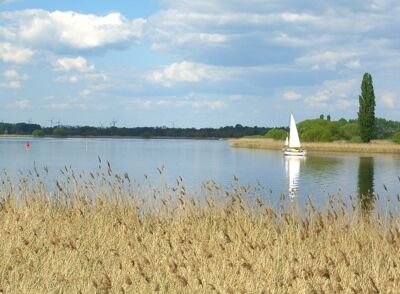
[0,165,399,292]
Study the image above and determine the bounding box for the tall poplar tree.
[358,73,376,142]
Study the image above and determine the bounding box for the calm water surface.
[1,137,399,207]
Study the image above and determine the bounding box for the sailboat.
[284,114,306,156]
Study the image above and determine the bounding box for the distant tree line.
[1,119,399,143]
[0,123,269,138]
[0,122,42,135]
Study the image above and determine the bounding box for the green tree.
[53,128,67,137]
[265,128,287,140]
[392,132,400,144]
[358,73,376,142]
[32,129,45,137]
[319,114,324,120]
[327,115,331,122]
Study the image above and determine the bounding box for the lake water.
[1,137,399,208]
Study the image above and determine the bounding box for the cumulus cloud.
[55,72,107,83]
[305,79,358,108]
[0,43,34,63]
[54,57,106,84]
[296,50,361,70]
[4,69,28,80]
[130,99,171,108]
[7,99,31,109]
[0,10,146,53]
[283,91,302,101]
[150,61,231,86]
[146,0,400,71]
[192,100,226,110]
[55,56,95,72]
[1,68,28,88]
[381,92,396,108]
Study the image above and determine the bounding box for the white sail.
[285,136,289,146]
[289,114,301,148]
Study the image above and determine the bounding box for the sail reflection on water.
[285,156,304,198]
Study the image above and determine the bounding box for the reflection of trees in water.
[358,157,375,212]
[302,156,343,176]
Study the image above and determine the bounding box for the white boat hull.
[284,150,307,157]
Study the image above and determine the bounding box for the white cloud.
[296,50,361,70]
[128,99,172,109]
[55,72,107,84]
[345,59,361,69]
[1,68,28,89]
[55,56,95,73]
[4,69,18,79]
[229,95,242,101]
[0,43,34,63]
[381,92,396,108]
[79,89,91,98]
[305,90,331,108]
[304,79,358,108]
[150,61,229,86]
[283,91,302,101]
[44,103,71,110]
[192,100,227,110]
[7,99,31,109]
[0,10,146,52]
[0,80,20,89]
[3,69,28,80]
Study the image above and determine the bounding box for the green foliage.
[350,136,362,143]
[301,126,333,142]
[319,114,324,120]
[339,123,359,140]
[293,116,398,143]
[53,128,67,137]
[265,128,287,140]
[298,118,340,142]
[375,118,400,139]
[0,122,41,135]
[358,73,376,142]
[32,129,45,137]
[327,115,331,122]
[392,132,400,144]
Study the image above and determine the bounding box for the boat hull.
[283,150,307,157]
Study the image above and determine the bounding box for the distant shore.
[227,138,400,154]
[0,135,222,140]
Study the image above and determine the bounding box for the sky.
[0,0,399,128]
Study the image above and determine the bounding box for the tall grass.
[0,161,399,293]
[228,138,400,154]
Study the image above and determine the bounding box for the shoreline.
[227,138,400,154]
[0,135,222,140]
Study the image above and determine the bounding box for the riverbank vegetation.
[0,164,399,293]
[262,117,400,144]
[229,138,400,153]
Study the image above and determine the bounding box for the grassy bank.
[228,138,400,154]
[0,165,399,293]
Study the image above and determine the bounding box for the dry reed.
[228,138,400,154]
[0,162,399,293]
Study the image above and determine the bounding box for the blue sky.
[0,0,399,127]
